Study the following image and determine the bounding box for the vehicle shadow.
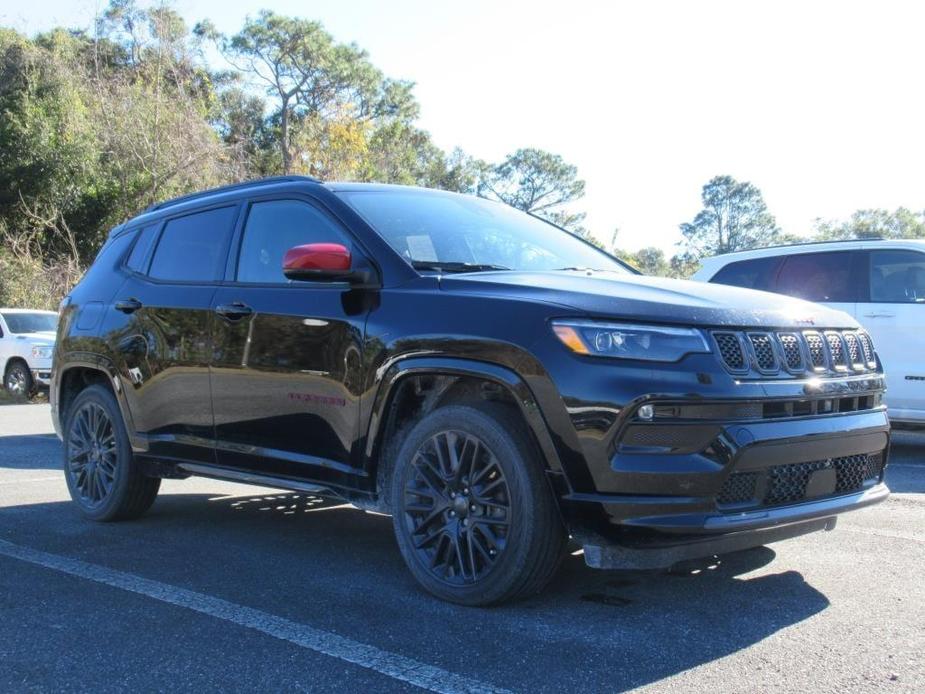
[0,488,834,692]
[0,434,62,471]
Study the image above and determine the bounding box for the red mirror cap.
[282,243,351,272]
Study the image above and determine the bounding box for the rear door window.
[149,206,238,282]
[869,249,925,303]
[235,199,350,283]
[710,256,782,291]
[772,251,860,302]
[126,224,159,273]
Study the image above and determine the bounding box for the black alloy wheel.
[63,385,160,521]
[391,403,567,605]
[67,401,118,508]
[402,430,511,584]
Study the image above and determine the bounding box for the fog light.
[637,404,654,420]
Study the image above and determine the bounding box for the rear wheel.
[4,361,33,398]
[63,385,160,521]
[390,404,566,605]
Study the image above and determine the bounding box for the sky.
[3,0,924,254]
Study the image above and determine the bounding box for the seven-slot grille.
[712,329,878,376]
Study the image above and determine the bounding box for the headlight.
[31,345,53,360]
[551,320,710,362]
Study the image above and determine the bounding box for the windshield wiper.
[411,261,511,273]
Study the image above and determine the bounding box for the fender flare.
[53,353,142,450]
[364,356,566,478]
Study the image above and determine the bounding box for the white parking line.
[0,539,509,694]
[0,476,62,485]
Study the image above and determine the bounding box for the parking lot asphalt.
[0,403,922,693]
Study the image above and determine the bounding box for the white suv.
[0,308,58,397]
[693,239,925,424]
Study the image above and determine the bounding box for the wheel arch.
[3,354,29,377]
[54,355,139,447]
[364,357,567,506]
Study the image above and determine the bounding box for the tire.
[4,361,34,398]
[63,384,160,521]
[390,403,567,606]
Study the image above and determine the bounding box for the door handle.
[114,298,143,314]
[215,302,254,320]
[862,312,895,318]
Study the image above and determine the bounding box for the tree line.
[1,1,921,308]
[618,175,925,277]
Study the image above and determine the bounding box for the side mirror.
[282,243,374,285]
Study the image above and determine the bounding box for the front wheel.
[390,403,566,606]
[4,361,33,398]
[63,385,160,521]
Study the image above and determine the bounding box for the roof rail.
[144,175,322,213]
[716,236,885,256]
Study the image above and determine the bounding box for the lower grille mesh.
[716,471,760,505]
[718,453,884,509]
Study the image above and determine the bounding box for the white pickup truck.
[0,308,58,397]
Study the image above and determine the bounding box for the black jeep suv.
[51,176,890,605]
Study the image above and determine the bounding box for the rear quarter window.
[125,224,159,273]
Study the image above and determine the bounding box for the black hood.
[438,270,858,329]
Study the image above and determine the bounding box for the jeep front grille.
[747,333,777,371]
[711,329,878,377]
[714,332,745,371]
[857,332,877,368]
[777,333,804,371]
[805,331,827,370]
[843,332,863,369]
[825,332,848,371]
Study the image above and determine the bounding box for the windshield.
[337,189,630,274]
[2,312,57,334]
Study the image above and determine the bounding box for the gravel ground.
[0,403,922,693]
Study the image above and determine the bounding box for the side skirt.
[175,462,344,498]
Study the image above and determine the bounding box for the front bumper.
[580,483,888,569]
[30,358,52,388]
[31,369,52,388]
[560,405,890,568]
